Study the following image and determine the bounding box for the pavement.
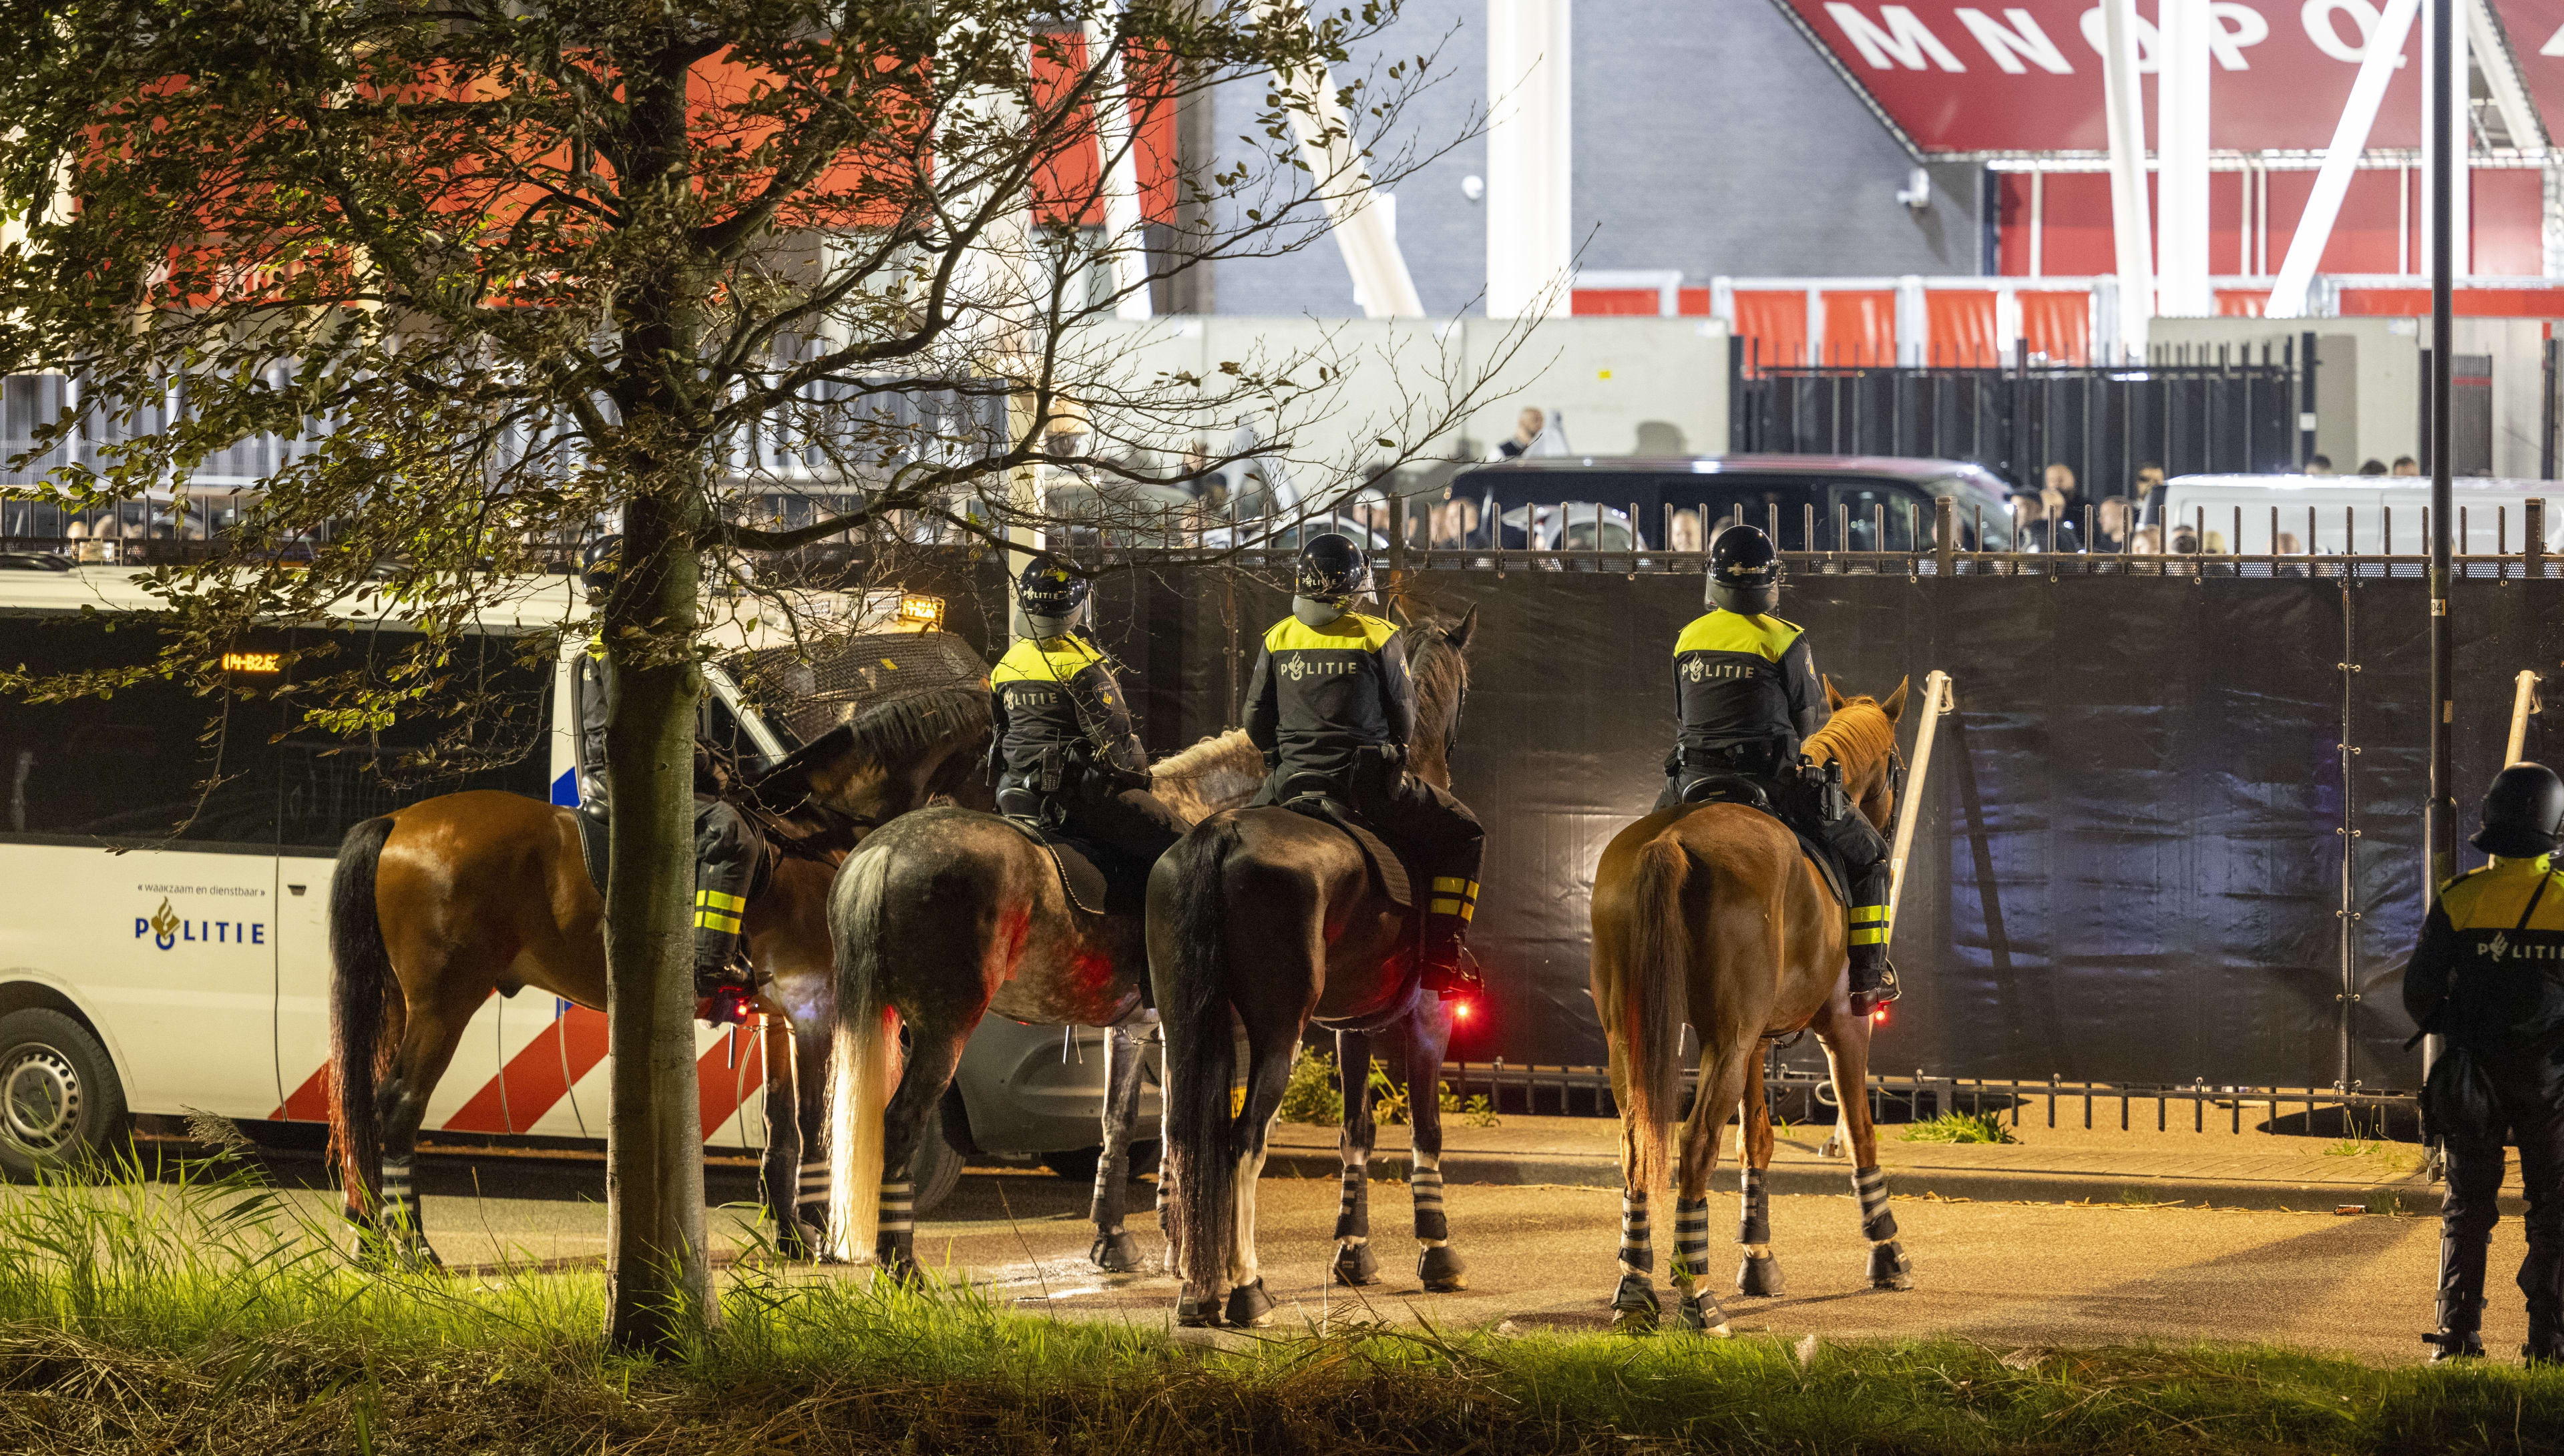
[222,1100,2545,1369]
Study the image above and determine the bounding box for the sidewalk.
[1260,1100,2481,1214]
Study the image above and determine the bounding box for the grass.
[1900,1110,2018,1145]
[1,1130,2561,1452]
[1276,1048,1500,1129]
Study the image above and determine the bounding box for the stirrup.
[1421,945,1482,1001]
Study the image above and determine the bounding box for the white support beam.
[2270,0,2418,318]
[2421,0,2471,276]
[1084,2,1154,321]
[2469,0,2545,148]
[1486,0,1573,320]
[2156,0,2213,316]
[2098,0,2153,356]
[1261,2,1424,318]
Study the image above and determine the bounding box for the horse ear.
[1385,595,1412,626]
[1823,674,1845,712]
[1446,604,1478,654]
[1882,676,1910,724]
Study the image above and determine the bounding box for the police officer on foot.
[576,536,770,1022]
[988,558,1188,864]
[1244,532,1486,999]
[1660,523,1898,1013]
[2406,762,2564,1365]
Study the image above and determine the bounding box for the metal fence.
[1729,340,2312,493]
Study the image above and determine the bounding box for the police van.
[0,561,1139,1200]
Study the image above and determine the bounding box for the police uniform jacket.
[990,634,1148,786]
[2403,855,2564,1052]
[1243,610,1414,781]
[1671,610,1825,762]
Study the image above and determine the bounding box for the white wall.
[2149,316,2421,471]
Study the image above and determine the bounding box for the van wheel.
[0,1009,128,1180]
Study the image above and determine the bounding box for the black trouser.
[693,796,769,981]
[2439,1045,2564,1347]
[1257,762,1484,951]
[1065,784,1189,865]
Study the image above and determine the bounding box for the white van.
[0,563,908,1176]
[2161,474,2564,556]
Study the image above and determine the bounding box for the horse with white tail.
[1588,678,1912,1334]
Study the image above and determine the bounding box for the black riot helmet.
[2473,762,2564,858]
[1295,531,1370,602]
[1017,557,1090,637]
[1705,523,1783,615]
[579,535,624,593]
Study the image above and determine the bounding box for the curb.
[1258,1147,2477,1216]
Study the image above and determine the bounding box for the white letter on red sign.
[1956,8,2077,73]
[1825,3,1970,71]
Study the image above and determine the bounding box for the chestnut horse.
[1589,679,1910,1334]
[1152,607,1476,1328]
[823,730,1266,1278]
[326,684,990,1263]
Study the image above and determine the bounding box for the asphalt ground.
[297,1159,2526,1369]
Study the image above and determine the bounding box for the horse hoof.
[1676,1290,1732,1337]
[1868,1242,1914,1291]
[875,1255,926,1290]
[1092,1231,1145,1274]
[1176,1292,1224,1328]
[1417,1245,1468,1292]
[1736,1252,1785,1297]
[1225,1279,1277,1328]
[1611,1274,1660,1334]
[1333,1242,1381,1286]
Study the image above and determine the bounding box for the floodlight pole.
[2423,0,2456,1168]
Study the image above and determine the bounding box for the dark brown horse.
[822,730,1265,1276]
[1152,606,1477,1328]
[1589,679,1910,1334]
[327,685,990,1263]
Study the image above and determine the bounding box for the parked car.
[911,1017,1164,1213]
[1447,455,2017,552]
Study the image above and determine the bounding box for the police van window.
[0,614,280,850]
[1828,483,1920,552]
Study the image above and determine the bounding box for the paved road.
[381,1163,2524,1367]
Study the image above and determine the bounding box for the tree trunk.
[600,491,713,1353]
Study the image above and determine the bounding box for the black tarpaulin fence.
[946,555,2564,1091]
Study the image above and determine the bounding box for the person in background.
[2307,455,2335,475]
[2043,462,2079,523]
[2129,524,2163,555]
[1492,407,1546,460]
[2012,489,2079,552]
[1668,507,1705,555]
[2093,495,2135,553]
[2169,523,2201,555]
[2394,456,2421,477]
[2359,459,2390,476]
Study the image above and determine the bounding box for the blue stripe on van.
[551,768,578,806]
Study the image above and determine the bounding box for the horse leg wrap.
[1225,1278,1277,1328]
[1671,1196,1711,1284]
[1333,1239,1381,1286]
[796,1159,828,1212]
[1735,1168,1784,1295]
[1333,1161,1369,1242]
[1617,1190,1654,1278]
[1611,1271,1661,1334]
[1852,1166,1912,1289]
[1090,1228,1144,1274]
[1410,1164,1449,1244]
[1176,1289,1224,1328]
[1417,1242,1468,1292]
[378,1156,439,1266]
[875,1180,919,1282]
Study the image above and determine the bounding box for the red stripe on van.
[441,1003,610,1134]
[698,1024,766,1140]
[273,1063,333,1122]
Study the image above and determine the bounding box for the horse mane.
[1398,612,1468,756]
[1150,729,1263,823]
[1804,696,1895,775]
[837,682,991,765]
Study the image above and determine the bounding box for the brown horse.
[1589,679,1910,1334]
[326,684,990,1263]
[1152,606,1476,1328]
[821,729,1264,1278]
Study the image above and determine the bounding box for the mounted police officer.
[574,536,769,1021]
[988,557,1187,865]
[2406,762,2564,1366]
[1659,522,1898,1011]
[1243,532,1484,999]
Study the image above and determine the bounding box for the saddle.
[1272,783,1413,913]
[994,810,1150,917]
[1675,776,1850,910]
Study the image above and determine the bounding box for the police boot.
[692,890,756,1024]
[1845,874,1898,1015]
[2426,1234,2490,1363]
[1418,878,1484,1000]
[2523,1240,2564,1366]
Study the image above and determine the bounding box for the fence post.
[1387,491,1406,584]
[2529,497,2546,580]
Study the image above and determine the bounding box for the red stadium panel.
[2473,169,2545,276]
[1924,289,2000,366]
[1570,288,1669,315]
[2262,168,2405,275]
[1733,290,1811,371]
[1822,289,1898,366]
[2018,290,2092,365]
[2338,286,2564,316]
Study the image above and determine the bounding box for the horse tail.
[825,845,898,1262]
[1621,830,1695,1201]
[1162,818,1242,1295]
[326,815,400,1217]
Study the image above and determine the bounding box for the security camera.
[1461,174,1485,203]
[1896,168,1930,212]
